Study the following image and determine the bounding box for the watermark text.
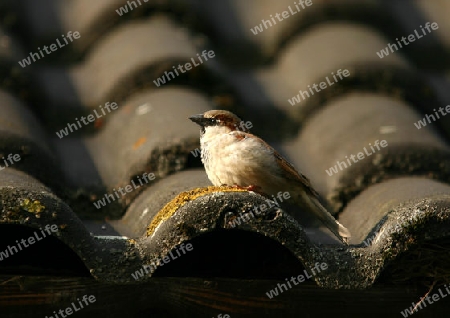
[325,140,388,176]
[93,171,155,209]
[56,102,118,139]
[266,262,328,298]
[250,0,313,35]
[414,105,450,129]
[288,69,350,106]
[45,294,96,318]
[153,50,215,87]
[18,31,81,68]
[377,22,438,59]
[0,224,58,261]
[131,243,193,280]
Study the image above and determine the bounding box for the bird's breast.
[200,133,280,189]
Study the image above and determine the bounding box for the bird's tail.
[301,192,351,244]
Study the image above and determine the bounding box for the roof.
[1,0,450,317]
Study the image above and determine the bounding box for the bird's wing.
[272,150,321,199]
[228,131,349,242]
[229,131,320,199]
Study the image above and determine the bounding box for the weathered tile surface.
[1,1,450,317]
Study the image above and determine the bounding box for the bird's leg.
[243,185,262,192]
[232,184,265,194]
[219,183,266,195]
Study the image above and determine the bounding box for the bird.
[189,109,351,244]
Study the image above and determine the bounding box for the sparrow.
[189,110,351,244]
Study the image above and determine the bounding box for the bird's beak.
[189,114,210,126]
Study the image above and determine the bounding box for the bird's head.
[189,110,248,136]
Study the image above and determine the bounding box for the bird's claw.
[232,184,264,194]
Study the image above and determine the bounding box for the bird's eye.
[206,118,217,126]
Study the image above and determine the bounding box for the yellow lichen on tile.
[146,186,248,237]
[20,199,46,214]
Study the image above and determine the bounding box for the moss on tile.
[146,186,248,237]
[20,198,45,214]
